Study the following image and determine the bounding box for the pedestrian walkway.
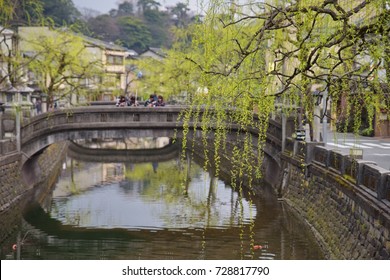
[325,126,390,170]
[327,142,390,149]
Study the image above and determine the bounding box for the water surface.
[1,144,324,260]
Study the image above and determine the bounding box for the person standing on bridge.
[128,95,139,106]
[35,99,42,115]
[116,96,127,107]
[144,94,156,107]
[155,95,165,107]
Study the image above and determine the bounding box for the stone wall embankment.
[0,153,26,242]
[0,142,68,243]
[280,140,390,259]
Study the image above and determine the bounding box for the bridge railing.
[284,140,390,203]
[0,105,287,159]
[21,106,184,142]
[314,146,390,202]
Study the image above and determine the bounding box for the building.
[18,27,129,105]
[0,26,16,106]
[82,36,128,101]
[0,26,35,113]
[139,47,166,61]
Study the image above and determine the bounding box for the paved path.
[325,126,390,170]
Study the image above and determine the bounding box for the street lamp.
[1,85,34,151]
[2,86,18,105]
[18,85,34,117]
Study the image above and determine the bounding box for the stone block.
[2,119,15,133]
[349,147,363,159]
[329,150,348,174]
[313,145,331,167]
[343,157,359,183]
[380,247,389,259]
[0,139,16,154]
[295,140,306,158]
[305,142,323,165]
[384,174,390,202]
[361,164,390,199]
[356,160,377,186]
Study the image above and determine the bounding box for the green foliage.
[19,27,103,107]
[360,127,374,137]
[170,2,191,27]
[87,14,121,42]
[0,0,44,27]
[137,0,161,13]
[143,9,172,48]
[117,1,134,16]
[40,0,80,26]
[142,0,389,189]
[116,16,152,52]
[124,160,199,199]
[87,14,154,52]
[0,0,80,27]
[80,1,196,53]
[0,1,46,91]
[133,57,164,99]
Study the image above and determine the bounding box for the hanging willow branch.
[141,0,389,191]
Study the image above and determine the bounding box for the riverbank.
[0,142,68,244]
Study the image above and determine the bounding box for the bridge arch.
[20,106,184,159]
[67,140,180,163]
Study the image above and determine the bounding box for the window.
[106,55,123,65]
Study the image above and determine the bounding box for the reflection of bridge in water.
[67,140,181,163]
[22,190,309,260]
[20,137,308,260]
[24,202,251,241]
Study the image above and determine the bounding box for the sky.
[72,0,206,14]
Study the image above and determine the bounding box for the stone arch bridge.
[19,106,283,158]
[16,106,283,180]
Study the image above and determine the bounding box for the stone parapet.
[310,145,389,201]
[280,140,390,259]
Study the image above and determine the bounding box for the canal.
[1,138,324,260]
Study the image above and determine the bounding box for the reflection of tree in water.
[123,159,196,200]
[122,159,254,230]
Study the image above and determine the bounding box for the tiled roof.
[80,35,127,52]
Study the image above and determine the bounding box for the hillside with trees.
[81,0,197,53]
[43,0,197,53]
[0,0,198,53]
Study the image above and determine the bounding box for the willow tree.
[18,27,104,108]
[147,0,389,189]
[134,25,204,102]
